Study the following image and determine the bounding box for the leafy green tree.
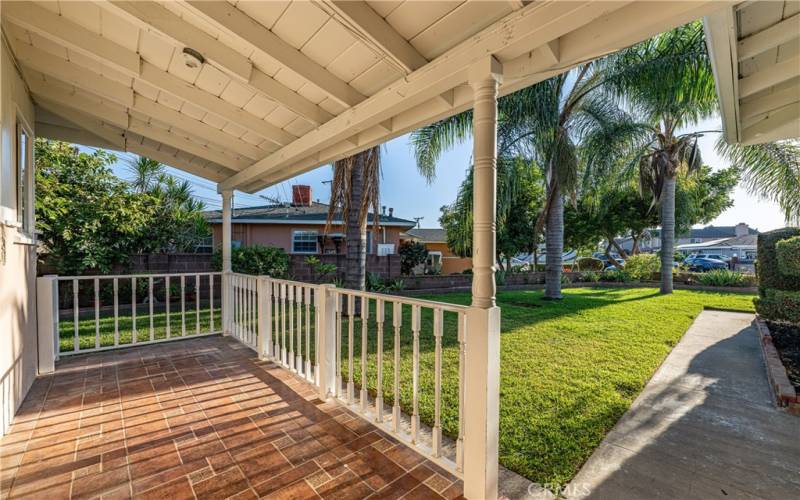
[35,140,152,274]
[125,156,210,253]
[399,241,428,275]
[212,245,289,277]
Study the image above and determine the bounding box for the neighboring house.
[401,228,472,275]
[205,185,415,256]
[676,234,758,262]
[618,223,757,253]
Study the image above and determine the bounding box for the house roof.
[652,225,759,239]
[204,202,416,228]
[9,1,728,193]
[405,228,447,243]
[677,234,758,250]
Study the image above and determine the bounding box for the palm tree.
[126,156,164,193]
[326,146,381,291]
[412,66,639,298]
[600,22,718,294]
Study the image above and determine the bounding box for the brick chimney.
[292,185,311,206]
[734,222,748,237]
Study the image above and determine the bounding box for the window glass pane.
[17,127,29,231]
[293,231,318,253]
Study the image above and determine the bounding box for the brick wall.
[289,254,400,282]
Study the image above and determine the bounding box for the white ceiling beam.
[703,6,740,143]
[36,103,126,150]
[248,70,333,126]
[127,117,250,171]
[12,41,134,108]
[740,85,800,120]
[139,61,296,147]
[326,1,428,73]
[737,13,800,61]
[125,135,234,182]
[741,102,800,145]
[36,121,119,151]
[131,94,267,161]
[224,0,722,191]
[739,55,800,98]
[185,1,366,107]
[107,1,252,82]
[25,73,129,129]
[3,1,140,77]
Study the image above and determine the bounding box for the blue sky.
[107,114,785,232]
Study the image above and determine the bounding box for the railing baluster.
[281,283,287,365]
[392,302,402,434]
[347,293,355,404]
[73,278,79,351]
[251,278,257,345]
[335,292,342,397]
[360,296,369,412]
[94,278,100,349]
[411,304,421,443]
[273,282,280,358]
[113,278,119,346]
[209,274,214,332]
[305,287,311,380]
[375,299,384,422]
[296,286,302,373]
[288,284,295,371]
[181,275,186,337]
[457,311,466,472]
[195,274,201,336]
[165,276,171,339]
[148,276,154,341]
[432,308,443,457]
[131,277,137,343]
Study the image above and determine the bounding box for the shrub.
[757,228,800,294]
[366,272,386,292]
[601,269,632,282]
[698,269,746,287]
[212,245,289,277]
[580,271,601,283]
[462,268,473,275]
[576,257,604,271]
[305,256,337,282]
[399,241,428,275]
[624,254,660,281]
[776,236,800,276]
[755,289,800,324]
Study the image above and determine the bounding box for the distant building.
[400,228,472,275]
[205,185,415,255]
[618,223,758,253]
[676,234,758,262]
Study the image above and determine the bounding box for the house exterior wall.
[424,241,472,275]
[211,223,406,255]
[0,32,38,436]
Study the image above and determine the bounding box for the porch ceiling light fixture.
[182,47,205,69]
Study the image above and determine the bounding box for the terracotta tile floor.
[0,336,463,499]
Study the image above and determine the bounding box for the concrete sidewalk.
[568,310,800,499]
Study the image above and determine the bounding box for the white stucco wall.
[0,19,38,436]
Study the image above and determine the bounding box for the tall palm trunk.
[544,186,563,299]
[345,155,367,291]
[659,176,676,294]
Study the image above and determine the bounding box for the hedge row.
[757,228,800,294]
[755,289,800,324]
[776,236,800,277]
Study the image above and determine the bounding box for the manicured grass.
[60,287,755,486]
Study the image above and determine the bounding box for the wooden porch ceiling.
[705,0,800,145]
[4,1,729,191]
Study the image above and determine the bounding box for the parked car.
[688,257,727,272]
[684,253,729,265]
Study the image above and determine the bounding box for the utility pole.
[413,217,424,228]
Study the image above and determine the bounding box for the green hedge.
[212,245,289,277]
[757,228,800,294]
[576,257,604,271]
[776,235,800,277]
[755,289,800,324]
[624,254,660,280]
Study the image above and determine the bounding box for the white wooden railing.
[227,273,469,475]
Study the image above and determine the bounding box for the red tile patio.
[0,336,463,499]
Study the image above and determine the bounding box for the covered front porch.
[1,335,462,499]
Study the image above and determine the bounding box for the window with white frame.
[16,118,33,235]
[292,230,318,254]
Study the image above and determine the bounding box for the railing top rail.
[54,271,222,281]
[331,287,469,313]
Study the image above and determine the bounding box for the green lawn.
[59,287,755,486]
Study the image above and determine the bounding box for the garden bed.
[755,317,800,415]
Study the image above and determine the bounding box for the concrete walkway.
[568,310,800,499]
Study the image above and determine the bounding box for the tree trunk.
[544,187,563,299]
[660,176,676,294]
[345,155,367,292]
[631,235,640,255]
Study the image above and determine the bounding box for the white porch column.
[464,56,502,500]
[221,189,233,335]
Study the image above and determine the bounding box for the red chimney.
[292,185,311,206]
